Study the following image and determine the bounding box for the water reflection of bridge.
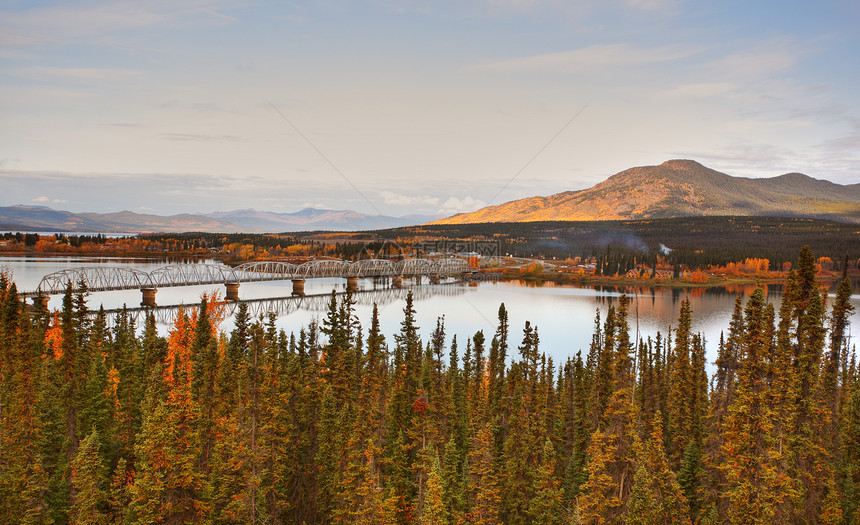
[23,258,471,306]
[93,284,468,328]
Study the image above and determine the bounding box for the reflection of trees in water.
[721,282,770,296]
[584,284,788,334]
[93,284,467,329]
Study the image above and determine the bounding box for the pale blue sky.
[2,0,858,216]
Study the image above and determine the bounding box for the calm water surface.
[3,255,859,369]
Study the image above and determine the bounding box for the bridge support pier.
[292,279,306,297]
[346,277,359,292]
[225,282,240,301]
[392,275,403,288]
[33,296,50,309]
[429,274,440,284]
[141,288,157,307]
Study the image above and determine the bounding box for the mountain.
[0,206,242,233]
[0,205,115,232]
[432,160,860,224]
[206,208,440,232]
[78,211,242,233]
[0,205,437,233]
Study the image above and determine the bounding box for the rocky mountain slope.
[432,160,860,224]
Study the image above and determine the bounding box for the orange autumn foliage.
[163,293,227,385]
[165,308,194,385]
[44,311,64,360]
[689,269,708,283]
[201,292,226,335]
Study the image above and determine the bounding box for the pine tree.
[39,321,74,525]
[488,304,509,417]
[109,458,132,524]
[467,423,502,525]
[529,439,564,525]
[666,297,693,468]
[629,415,691,525]
[701,298,743,514]
[825,277,854,413]
[70,430,108,525]
[130,311,206,524]
[0,288,50,524]
[579,295,637,524]
[501,365,535,523]
[422,451,448,525]
[562,351,590,508]
[839,386,860,522]
[720,288,795,524]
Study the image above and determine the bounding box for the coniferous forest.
[1,246,859,524]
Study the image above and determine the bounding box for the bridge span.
[24,258,471,306]
[93,285,467,329]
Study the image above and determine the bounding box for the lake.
[3,255,859,369]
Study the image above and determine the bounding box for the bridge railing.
[232,261,299,281]
[36,267,152,294]
[295,259,351,278]
[148,264,238,288]
[352,259,398,277]
[32,257,472,295]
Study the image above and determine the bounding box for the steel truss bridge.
[93,285,467,329]
[23,258,471,303]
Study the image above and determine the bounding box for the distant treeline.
[362,216,860,272]
[5,217,859,275]
[137,232,308,251]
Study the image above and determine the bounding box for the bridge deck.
[21,258,471,297]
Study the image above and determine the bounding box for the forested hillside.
[376,216,860,269]
[1,247,858,524]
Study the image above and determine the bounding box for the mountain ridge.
[433,160,860,224]
[0,205,437,233]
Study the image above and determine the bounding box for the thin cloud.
[487,0,540,8]
[624,0,685,11]
[300,202,334,210]
[820,118,860,154]
[379,191,486,215]
[380,191,440,208]
[0,0,241,44]
[661,82,738,99]
[675,142,797,177]
[6,66,140,84]
[199,8,238,22]
[473,43,698,74]
[30,196,67,204]
[160,133,246,142]
[706,37,807,81]
[102,122,143,128]
[438,196,486,215]
[280,14,307,23]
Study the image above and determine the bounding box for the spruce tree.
[720,288,795,523]
[70,431,108,525]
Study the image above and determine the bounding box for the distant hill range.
[0,205,438,234]
[206,208,438,233]
[432,160,860,224]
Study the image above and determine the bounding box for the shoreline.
[494,270,852,290]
